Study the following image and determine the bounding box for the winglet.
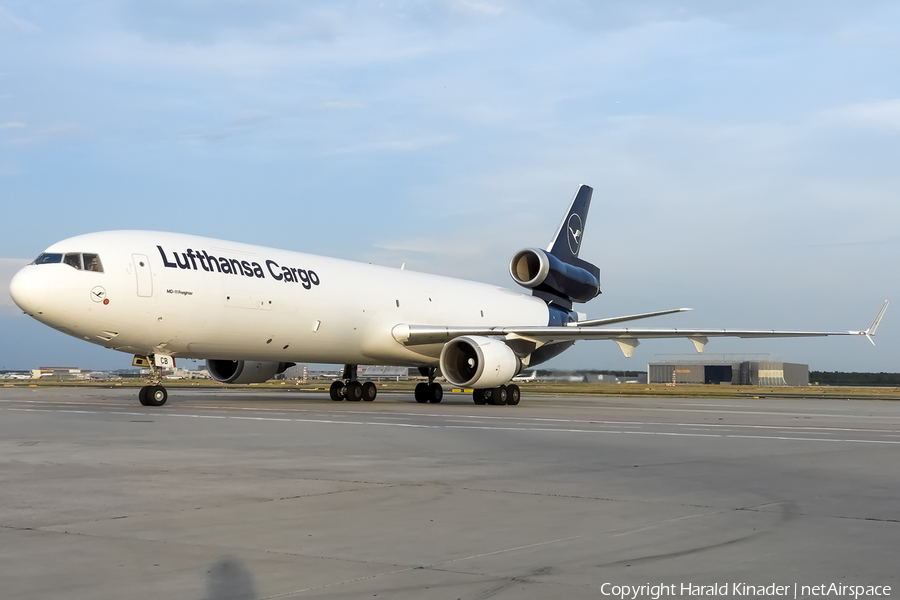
[864,300,889,345]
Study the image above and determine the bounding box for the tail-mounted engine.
[509,247,600,306]
[206,360,292,384]
[439,336,521,388]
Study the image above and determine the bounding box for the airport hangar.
[648,360,809,386]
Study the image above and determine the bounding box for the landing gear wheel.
[139,386,151,406]
[345,381,363,401]
[329,381,345,401]
[473,389,487,405]
[145,385,168,407]
[427,383,443,403]
[414,382,429,403]
[506,384,521,406]
[362,381,377,402]
[487,385,507,405]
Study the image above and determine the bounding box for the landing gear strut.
[414,367,443,404]
[138,356,168,407]
[330,365,378,402]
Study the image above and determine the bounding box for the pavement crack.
[456,486,718,509]
[737,504,900,524]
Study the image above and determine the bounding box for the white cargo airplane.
[511,371,538,382]
[8,185,888,407]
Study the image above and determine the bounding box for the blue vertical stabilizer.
[548,184,593,261]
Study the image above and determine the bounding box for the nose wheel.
[139,385,168,406]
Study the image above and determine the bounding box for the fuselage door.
[132,254,153,297]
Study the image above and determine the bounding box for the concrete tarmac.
[1,386,898,599]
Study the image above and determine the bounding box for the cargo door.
[132,254,153,297]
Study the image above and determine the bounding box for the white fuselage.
[10,231,551,367]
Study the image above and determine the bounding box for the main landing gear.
[414,367,443,404]
[473,384,520,406]
[138,356,169,406]
[329,364,378,402]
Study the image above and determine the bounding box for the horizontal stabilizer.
[570,308,692,327]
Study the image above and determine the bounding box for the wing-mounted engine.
[509,247,600,305]
[206,359,292,384]
[439,336,520,388]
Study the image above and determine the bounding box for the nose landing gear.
[137,355,169,406]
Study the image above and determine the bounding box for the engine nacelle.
[206,360,291,384]
[440,336,520,388]
[509,247,600,303]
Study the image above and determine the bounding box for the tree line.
[810,371,900,386]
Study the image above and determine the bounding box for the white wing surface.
[393,301,889,357]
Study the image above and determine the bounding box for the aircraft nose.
[9,266,48,314]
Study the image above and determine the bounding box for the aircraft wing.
[392,301,889,357]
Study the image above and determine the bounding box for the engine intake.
[440,336,520,388]
[206,360,291,384]
[509,247,600,304]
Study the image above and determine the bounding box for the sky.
[2,0,899,373]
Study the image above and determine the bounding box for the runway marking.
[5,407,900,445]
[580,405,897,420]
[427,534,583,566]
[7,399,900,436]
[8,408,99,415]
[612,511,721,538]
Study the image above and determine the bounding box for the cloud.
[180,110,271,143]
[0,163,21,177]
[450,0,507,18]
[1,0,899,371]
[372,237,485,259]
[0,7,39,33]
[4,123,86,147]
[329,133,455,154]
[321,101,365,110]
[816,99,900,132]
[0,259,30,313]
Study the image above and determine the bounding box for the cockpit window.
[32,252,104,272]
[83,254,103,272]
[64,253,83,270]
[33,253,62,265]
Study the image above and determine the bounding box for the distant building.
[359,366,408,381]
[279,364,309,381]
[31,367,89,380]
[0,371,31,380]
[648,360,808,386]
[595,373,648,384]
[165,367,210,379]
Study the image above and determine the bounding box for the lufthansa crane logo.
[566,213,583,255]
